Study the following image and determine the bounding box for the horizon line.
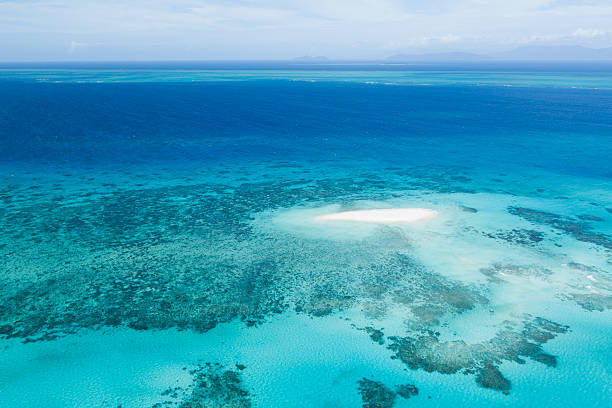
[3,59,612,64]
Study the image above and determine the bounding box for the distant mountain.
[495,45,612,61]
[386,52,489,62]
[386,46,612,62]
[292,55,330,62]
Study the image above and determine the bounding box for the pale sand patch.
[314,208,438,223]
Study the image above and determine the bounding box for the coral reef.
[480,263,552,283]
[483,229,544,246]
[508,207,612,250]
[358,378,418,408]
[152,363,251,408]
[388,316,568,394]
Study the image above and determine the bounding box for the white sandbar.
[313,208,437,223]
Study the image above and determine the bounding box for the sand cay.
[314,208,438,223]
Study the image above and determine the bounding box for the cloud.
[1,0,611,60]
[572,27,607,38]
[69,40,87,53]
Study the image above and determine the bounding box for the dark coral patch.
[395,383,419,399]
[566,293,612,312]
[387,316,568,393]
[483,229,544,246]
[507,207,612,250]
[577,215,603,222]
[365,326,385,345]
[476,365,511,394]
[566,262,599,273]
[358,378,397,408]
[152,363,251,408]
[460,205,478,213]
[358,378,419,408]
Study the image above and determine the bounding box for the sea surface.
[0,63,611,407]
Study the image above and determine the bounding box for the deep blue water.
[2,80,611,177]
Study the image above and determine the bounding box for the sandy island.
[314,208,438,223]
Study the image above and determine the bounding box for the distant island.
[387,52,488,62]
[387,45,612,62]
[496,45,612,61]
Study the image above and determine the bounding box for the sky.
[1,0,612,61]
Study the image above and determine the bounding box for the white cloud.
[572,27,607,38]
[69,40,87,53]
[1,0,611,60]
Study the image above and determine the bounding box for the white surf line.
[313,208,438,223]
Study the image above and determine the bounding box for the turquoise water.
[0,66,611,407]
[2,67,612,88]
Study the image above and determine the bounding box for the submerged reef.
[152,362,251,408]
[365,326,385,345]
[0,175,390,340]
[352,325,386,345]
[566,293,612,312]
[479,261,612,312]
[459,205,478,213]
[358,378,418,408]
[0,212,486,343]
[480,263,552,283]
[389,255,488,328]
[483,229,544,246]
[508,207,612,250]
[388,316,568,394]
[0,167,588,404]
[394,384,419,399]
[562,262,612,311]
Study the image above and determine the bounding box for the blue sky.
[1,0,612,60]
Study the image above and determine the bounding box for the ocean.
[0,63,610,407]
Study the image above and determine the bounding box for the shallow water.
[0,66,611,407]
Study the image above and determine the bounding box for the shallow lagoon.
[0,68,611,407]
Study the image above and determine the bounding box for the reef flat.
[1,162,610,408]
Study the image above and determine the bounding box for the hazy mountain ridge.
[496,45,612,60]
[386,45,612,61]
[387,52,488,61]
